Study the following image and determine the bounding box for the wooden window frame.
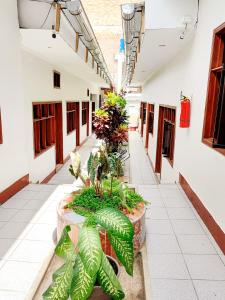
[82,102,88,126]
[155,105,176,173]
[66,102,77,135]
[162,107,176,166]
[148,104,155,135]
[33,103,56,158]
[202,22,225,156]
[53,71,61,89]
[0,108,3,144]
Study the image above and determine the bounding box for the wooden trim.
[145,103,150,148]
[0,108,3,144]
[75,32,79,53]
[179,173,225,254]
[76,102,80,146]
[41,169,56,184]
[202,22,225,149]
[155,106,164,173]
[0,174,29,204]
[55,3,61,32]
[85,47,88,63]
[55,103,63,164]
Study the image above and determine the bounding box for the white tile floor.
[0,137,98,299]
[0,132,224,299]
[129,132,225,300]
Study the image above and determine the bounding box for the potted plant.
[44,207,134,300]
[57,147,147,259]
[93,93,128,154]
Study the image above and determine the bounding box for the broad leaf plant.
[43,207,134,300]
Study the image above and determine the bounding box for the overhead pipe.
[121,2,144,87]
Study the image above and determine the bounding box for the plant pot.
[89,256,120,300]
[100,202,146,262]
[57,194,146,261]
[57,191,85,243]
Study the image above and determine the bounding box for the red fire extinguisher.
[180,96,190,128]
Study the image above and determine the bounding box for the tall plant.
[93,93,128,153]
[43,207,134,300]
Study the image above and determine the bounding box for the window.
[82,102,88,125]
[203,23,225,151]
[87,89,90,97]
[143,103,147,124]
[33,103,55,156]
[67,102,76,134]
[0,108,3,144]
[148,104,155,134]
[53,71,60,88]
[162,107,176,165]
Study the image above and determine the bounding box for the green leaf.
[78,226,102,276]
[97,253,125,300]
[70,255,96,300]
[55,225,76,261]
[108,233,134,276]
[43,261,74,300]
[95,208,134,240]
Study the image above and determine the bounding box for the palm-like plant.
[43,208,134,300]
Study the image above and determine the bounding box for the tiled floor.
[127,132,225,298]
[138,184,225,300]
[0,132,225,299]
[0,137,98,299]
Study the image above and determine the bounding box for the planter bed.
[33,251,146,300]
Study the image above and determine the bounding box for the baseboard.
[0,174,29,204]
[41,138,89,184]
[179,173,225,254]
[41,169,56,184]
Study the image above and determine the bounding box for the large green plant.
[93,93,128,153]
[43,208,134,300]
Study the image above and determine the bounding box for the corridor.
[0,133,224,299]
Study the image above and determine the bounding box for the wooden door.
[75,102,80,146]
[92,102,95,130]
[86,102,90,136]
[55,103,63,165]
[145,103,151,149]
[155,106,164,174]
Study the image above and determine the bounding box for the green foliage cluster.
[43,207,134,300]
[104,92,127,109]
[67,187,121,212]
[67,179,145,214]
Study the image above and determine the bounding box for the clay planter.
[100,202,146,261]
[89,256,120,300]
[57,194,146,262]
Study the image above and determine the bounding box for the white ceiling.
[132,27,195,85]
[20,29,108,86]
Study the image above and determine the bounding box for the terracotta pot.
[57,195,146,262]
[89,256,120,300]
[100,202,146,261]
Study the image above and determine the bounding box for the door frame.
[86,102,90,136]
[155,106,164,174]
[75,102,80,146]
[55,102,63,165]
[145,103,151,149]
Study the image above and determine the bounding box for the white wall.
[145,0,197,30]
[143,0,225,231]
[0,1,28,192]
[22,50,100,183]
